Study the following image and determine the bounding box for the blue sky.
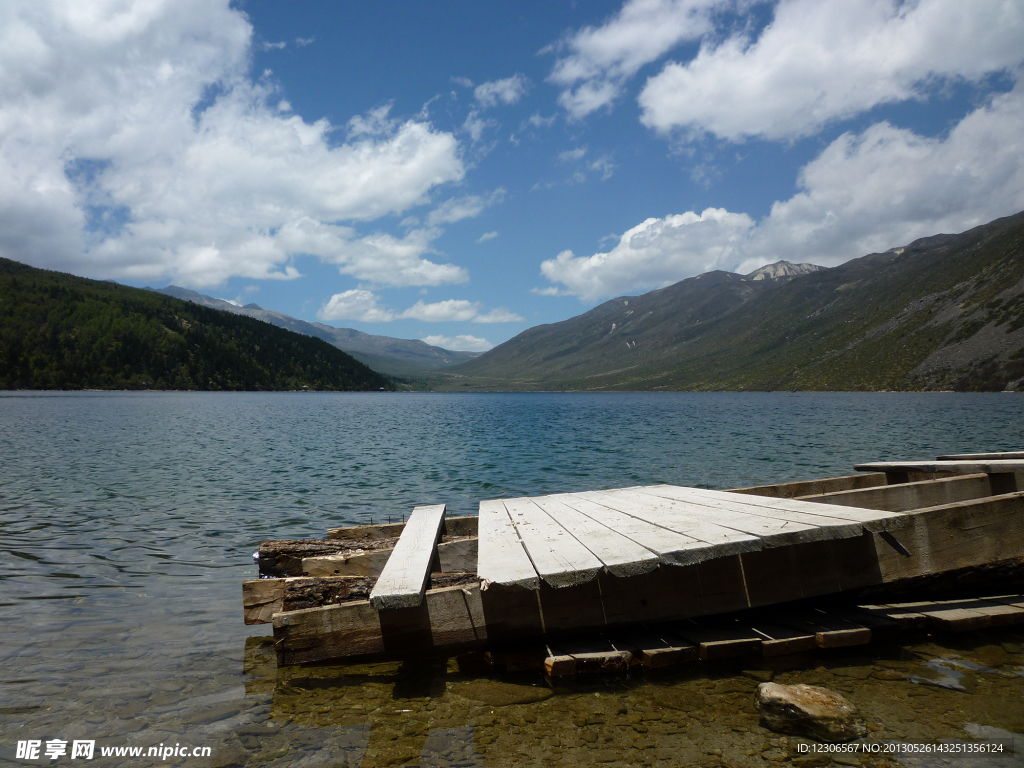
[3,1,1023,351]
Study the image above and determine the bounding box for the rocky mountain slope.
[436,212,1024,392]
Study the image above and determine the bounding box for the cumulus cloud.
[318,290,396,322]
[639,0,1024,139]
[541,84,1024,300]
[421,335,494,352]
[401,299,480,322]
[548,0,725,119]
[474,74,530,108]
[540,208,754,301]
[317,292,522,323]
[0,0,465,288]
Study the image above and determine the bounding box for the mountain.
[0,259,393,391]
[152,286,479,377]
[436,212,1024,392]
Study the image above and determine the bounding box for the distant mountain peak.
[745,261,826,281]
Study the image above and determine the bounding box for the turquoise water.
[1,391,1022,766]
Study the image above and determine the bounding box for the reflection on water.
[2,391,1024,766]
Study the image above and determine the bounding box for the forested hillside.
[0,259,393,391]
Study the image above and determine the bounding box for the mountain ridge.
[434,211,1024,392]
[150,286,479,377]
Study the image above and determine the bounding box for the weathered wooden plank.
[257,538,397,577]
[369,504,446,610]
[870,492,1024,584]
[772,609,872,649]
[615,627,698,668]
[273,583,487,665]
[937,451,1024,460]
[612,487,836,546]
[304,536,480,578]
[855,459,1024,476]
[575,489,763,555]
[747,619,817,657]
[666,620,763,661]
[551,637,634,674]
[503,496,604,588]
[801,474,994,513]
[888,597,1024,631]
[729,473,888,499]
[530,496,660,577]
[477,499,539,590]
[547,493,713,566]
[243,577,305,625]
[326,521,406,541]
[643,484,903,533]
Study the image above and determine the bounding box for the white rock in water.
[756,682,866,742]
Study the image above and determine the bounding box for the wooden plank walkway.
[478,484,904,589]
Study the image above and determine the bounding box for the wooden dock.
[249,451,1024,666]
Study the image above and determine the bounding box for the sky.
[3,1,1023,351]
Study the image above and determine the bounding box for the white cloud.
[401,299,480,322]
[476,231,498,243]
[540,208,754,301]
[524,113,557,129]
[0,0,465,288]
[451,76,474,89]
[737,83,1024,271]
[463,110,496,143]
[548,0,725,119]
[318,292,523,323]
[474,308,523,323]
[421,334,494,352]
[542,84,1024,299]
[295,37,314,47]
[639,0,1024,139]
[559,147,588,162]
[474,74,530,108]
[426,190,504,227]
[318,289,396,322]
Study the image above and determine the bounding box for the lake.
[1,391,1023,767]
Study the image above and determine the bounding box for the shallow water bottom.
[249,629,1024,767]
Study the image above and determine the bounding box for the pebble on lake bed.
[755,682,867,742]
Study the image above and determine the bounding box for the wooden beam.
[273,583,487,665]
[301,536,478,578]
[325,514,477,541]
[799,474,994,512]
[937,451,1024,460]
[729,473,887,499]
[369,504,446,610]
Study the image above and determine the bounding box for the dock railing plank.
[477,500,540,590]
[503,497,604,588]
[530,496,660,578]
[368,504,446,610]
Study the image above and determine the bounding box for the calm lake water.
[1,391,1023,767]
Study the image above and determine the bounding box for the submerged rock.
[756,682,866,742]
